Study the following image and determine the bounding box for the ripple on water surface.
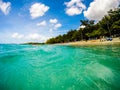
[0,44,120,90]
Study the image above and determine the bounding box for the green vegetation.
[46,7,120,44]
[22,42,45,45]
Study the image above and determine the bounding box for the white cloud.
[29,3,49,19]
[49,18,58,24]
[80,25,85,29]
[54,23,62,29]
[65,6,82,16]
[0,0,11,15]
[35,18,62,32]
[37,20,46,26]
[49,23,62,32]
[11,33,24,39]
[48,18,62,32]
[49,28,53,32]
[11,33,48,42]
[64,0,86,16]
[77,25,85,30]
[27,33,41,40]
[26,33,48,41]
[84,0,120,21]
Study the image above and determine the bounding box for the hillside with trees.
[46,7,120,44]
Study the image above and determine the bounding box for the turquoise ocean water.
[0,44,120,90]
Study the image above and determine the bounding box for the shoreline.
[56,37,120,46]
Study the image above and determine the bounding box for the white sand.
[60,37,120,46]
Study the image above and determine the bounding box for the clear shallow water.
[0,44,120,90]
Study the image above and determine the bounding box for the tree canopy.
[46,7,120,44]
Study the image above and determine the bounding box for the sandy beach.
[60,37,120,46]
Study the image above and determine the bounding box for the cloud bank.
[84,0,120,21]
[11,33,49,42]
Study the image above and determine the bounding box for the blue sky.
[0,0,119,43]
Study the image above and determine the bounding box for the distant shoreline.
[56,37,120,46]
